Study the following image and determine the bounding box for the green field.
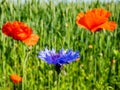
[0,0,120,90]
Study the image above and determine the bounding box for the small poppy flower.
[2,21,39,46]
[38,48,80,74]
[10,74,22,84]
[76,8,117,32]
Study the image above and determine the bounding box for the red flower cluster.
[76,8,117,32]
[10,74,22,84]
[2,21,39,46]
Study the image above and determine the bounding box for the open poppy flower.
[2,21,39,46]
[76,8,117,32]
[10,74,22,84]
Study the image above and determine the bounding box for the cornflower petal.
[38,48,80,65]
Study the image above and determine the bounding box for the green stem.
[107,60,112,84]
[115,60,118,89]
[22,48,31,90]
[93,33,97,82]
[57,74,60,90]
[13,84,16,90]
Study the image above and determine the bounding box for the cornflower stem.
[22,47,32,90]
[57,74,60,90]
[55,64,61,90]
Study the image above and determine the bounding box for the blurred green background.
[0,0,120,90]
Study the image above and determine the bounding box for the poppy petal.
[92,8,111,18]
[101,21,117,31]
[76,12,90,29]
[91,21,117,32]
[22,34,39,46]
[2,22,13,37]
[12,21,32,40]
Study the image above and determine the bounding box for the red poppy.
[10,74,22,84]
[23,34,39,46]
[2,21,39,46]
[76,8,117,32]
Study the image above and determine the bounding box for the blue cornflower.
[38,48,80,74]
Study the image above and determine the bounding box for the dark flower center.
[51,54,60,61]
